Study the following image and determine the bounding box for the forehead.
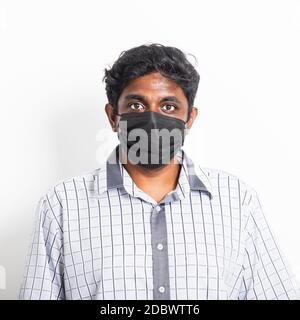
[119,72,187,100]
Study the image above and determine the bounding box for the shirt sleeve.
[19,193,65,300]
[239,188,300,300]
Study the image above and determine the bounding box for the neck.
[120,151,182,202]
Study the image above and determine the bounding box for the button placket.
[150,203,170,299]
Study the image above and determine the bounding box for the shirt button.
[158,286,165,293]
[156,205,161,212]
[157,243,164,251]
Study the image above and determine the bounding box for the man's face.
[106,71,198,131]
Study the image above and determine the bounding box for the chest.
[61,192,245,299]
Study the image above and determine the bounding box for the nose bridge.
[147,97,159,112]
[149,109,159,127]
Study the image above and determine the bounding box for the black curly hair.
[102,43,200,120]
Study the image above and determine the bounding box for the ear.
[186,106,198,129]
[105,103,118,132]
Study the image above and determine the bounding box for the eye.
[128,102,145,111]
[161,104,176,112]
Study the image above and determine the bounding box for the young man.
[19,44,300,300]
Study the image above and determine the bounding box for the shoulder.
[198,166,258,204]
[38,166,106,212]
[197,166,264,228]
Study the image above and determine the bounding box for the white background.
[0,0,300,299]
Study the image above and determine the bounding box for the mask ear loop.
[184,111,191,133]
[113,110,122,117]
[112,109,122,132]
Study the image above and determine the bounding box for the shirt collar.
[94,144,213,200]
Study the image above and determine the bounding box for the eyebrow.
[123,94,182,105]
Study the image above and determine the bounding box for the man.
[19,43,300,300]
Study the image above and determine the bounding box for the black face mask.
[116,111,188,170]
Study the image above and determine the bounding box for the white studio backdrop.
[0,0,300,299]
